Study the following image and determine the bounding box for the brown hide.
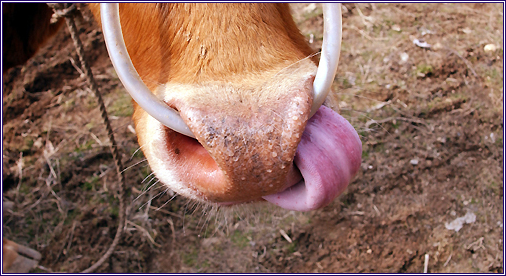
[88,4,316,88]
[2,3,64,72]
[2,238,41,273]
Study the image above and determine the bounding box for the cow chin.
[133,61,317,205]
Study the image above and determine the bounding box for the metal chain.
[48,3,126,273]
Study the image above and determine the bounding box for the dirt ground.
[2,3,503,273]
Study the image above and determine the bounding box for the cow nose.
[173,76,314,202]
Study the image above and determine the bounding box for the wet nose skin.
[173,76,314,202]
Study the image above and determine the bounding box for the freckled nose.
[176,77,315,202]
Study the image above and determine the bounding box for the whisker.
[334,92,393,104]
[138,187,167,210]
[141,172,156,184]
[182,202,189,236]
[138,78,165,88]
[188,200,201,216]
[155,192,177,211]
[142,175,160,192]
[200,205,217,236]
[120,159,148,174]
[196,205,210,234]
[210,205,227,236]
[143,188,154,214]
[272,51,321,78]
[111,121,137,136]
[263,108,283,133]
[134,180,161,202]
[340,108,394,138]
[129,143,148,161]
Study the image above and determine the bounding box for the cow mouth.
[159,105,361,211]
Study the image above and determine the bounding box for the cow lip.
[216,162,304,206]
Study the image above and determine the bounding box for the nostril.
[165,126,202,147]
[282,161,304,191]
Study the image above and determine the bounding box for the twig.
[443,253,452,267]
[373,204,381,216]
[279,229,293,243]
[126,220,161,247]
[16,152,24,195]
[349,211,365,216]
[66,221,77,254]
[149,205,184,219]
[37,265,53,273]
[424,253,429,273]
[366,100,392,112]
[354,4,373,29]
[348,25,388,41]
[89,132,103,146]
[167,218,176,245]
[365,116,428,129]
[466,237,486,251]
[69,57,84,77]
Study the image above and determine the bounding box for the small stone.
[489,133,496,143]
[413,39,431,48]
[484,44,497,52]
[33,137,43,148]
[432,42,443,51]
[436,137,446,144]
[461,27,472,34]
[400,52,409,63]
[303,3,317,13]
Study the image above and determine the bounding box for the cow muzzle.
[164,75,314,202]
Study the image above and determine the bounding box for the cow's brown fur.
[2,3,64,72]
[88,4,316,89]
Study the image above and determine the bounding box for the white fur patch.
[142,114,203,201]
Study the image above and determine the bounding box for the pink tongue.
[262,105,362,211]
